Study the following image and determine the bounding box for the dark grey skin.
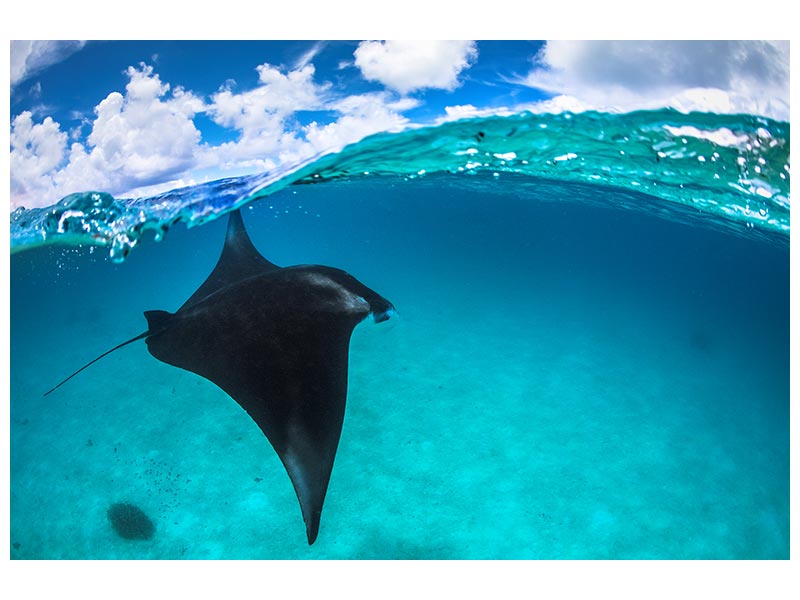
[46,209,394,545]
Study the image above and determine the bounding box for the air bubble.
[110,234,136,263]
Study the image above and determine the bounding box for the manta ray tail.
[43,330,149,396]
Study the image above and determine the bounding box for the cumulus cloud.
[302,93,419,156]
[10,112,69,206]
[84,64,205,180]
[11,40,86,88]
[516,40,789,120]
[354,40,478,94]
[205,63,422,170]
[10,63,206,209]
[437,103,517,123]
[206,63,331,170]
[211,63,327,130]
[11,60,421,209]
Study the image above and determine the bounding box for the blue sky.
[9,40,790,210]
[11,41,548,146]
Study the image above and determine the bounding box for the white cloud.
[124,176,202,200]
[206,63,330,169]
[205,63,421,170]
[10,59,424,209]
[302,93,418,156]
[437,95,602,124]
[88,64,204,177]
[211,63,327,129]
[10,64,206,208]
[294,41,327,70]
[437,103,517,123]
[354,40,478,94]
[11,40,86,88]
[517,41,789,120]
[10,112,68,207]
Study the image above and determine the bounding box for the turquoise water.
[10,110,790,257]
[9,111,790,559]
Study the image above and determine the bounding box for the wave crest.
[11,109,789,261]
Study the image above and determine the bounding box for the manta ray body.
[46,209,395,544]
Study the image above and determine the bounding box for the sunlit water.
[9,110,790,559]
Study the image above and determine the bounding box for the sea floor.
[9,180,789,559]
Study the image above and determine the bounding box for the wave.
[10,109,790,261]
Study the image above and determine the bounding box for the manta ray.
[45,209,395,544]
